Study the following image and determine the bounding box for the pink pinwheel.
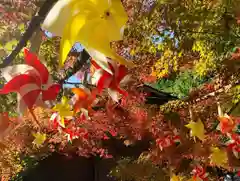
[91,58,128,102]
[0,48,61,114]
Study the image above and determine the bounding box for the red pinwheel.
[0,48,61,114]
[226,133,240,158]
[63,128,80,142]
[49,112,71,129]
[192,165,208,181]
[156,131,181,151]
[91,58,128,102]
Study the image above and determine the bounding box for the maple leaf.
[209,147,228,168]
[171,174,184,181]
[53,96,73,127]
[185,119,205,141]
[32,132,46,147]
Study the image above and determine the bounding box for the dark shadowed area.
[19,138,152,181]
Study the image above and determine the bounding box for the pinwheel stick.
[29,108,41,127]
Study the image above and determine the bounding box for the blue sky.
[63,75,80,88]
[44,31,85,88]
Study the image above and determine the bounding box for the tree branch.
[63,81,96,88]
[187,80,240,104]
[0,0,58,68]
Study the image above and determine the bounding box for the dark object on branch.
[139,84,178,105]
[0,0,58,68]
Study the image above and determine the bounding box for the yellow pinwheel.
[53,96,73,127]
[42,0,131,67]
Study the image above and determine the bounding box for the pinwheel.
[0,49,61,114]
[156,130,181,151]
[63,128,80,143]
[42,0,132,67]
[226,133,240,158]
[192,165,208,181]
[71,87,98,115]
[50,112,72,129]
[217,102,237,133]
[53,96,74,128]
[91,58,128,102]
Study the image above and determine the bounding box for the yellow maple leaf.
[185,119,205,141]
[53,96,73,127]
[171,174,184,181]
[32,132,46,147]
[209,147,228,168]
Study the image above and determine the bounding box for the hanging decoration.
[226,133,240,158]
[217,114,237,134]
[41,0,132,67]
[50,112,72,129]
[156,130,181,151]
[91,58,128,102]
[71,87,97,116]
[191,165,208,181]
[217,102,237,134]
[62,128,80,143]
[0,48,61,114]
[52,96,74,128]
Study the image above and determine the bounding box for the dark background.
[19,138,151,181]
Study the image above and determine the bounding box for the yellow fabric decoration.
[185,119,205,141]
[42,0,131,67]
[32,132,46,147]
[209,147,228,168]
[53,96,73,127]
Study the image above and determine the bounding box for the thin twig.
[187,80,239,104]
[0,0,58,68]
